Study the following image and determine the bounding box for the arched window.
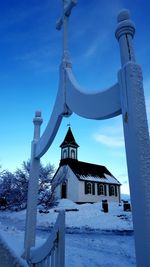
[85,182,95,195]
[109,185,115,196]
[86,182,92,194]
[71,149,75,159]
[97,184,104,195]
[63,150,67,159]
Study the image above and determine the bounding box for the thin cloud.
[70,0,124,61]
[14,44,60,73]
[94,134,124,147]
[84,33,110,59]
[93,122,124,148]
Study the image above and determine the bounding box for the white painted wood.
[119,62,150,267]
[65,68,121,119]
[54,166,120,203]
[35,65,72,159]
[55,246,58,267]
[51,248,55,267]
[46,255,50,267]
[22,6,149,267]
[56,0,77,31]
[115,9,135,67]
[30,211,65,266]
[24,111,43,261]
[116,10,150,267]
[34,1,77,160]
[58,211,65,267]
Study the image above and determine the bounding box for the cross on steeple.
[56,0,77,62]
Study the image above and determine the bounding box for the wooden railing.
[29,210,65,267]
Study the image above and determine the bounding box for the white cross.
[56,0,77,30]
[56,0,77,62]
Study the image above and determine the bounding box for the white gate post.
[116,10,150,267]
[24,111,43,261]
[58,211,65,267]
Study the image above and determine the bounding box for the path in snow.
[35,230,136,267]
[65,233,136,267]
[0,200,136,266]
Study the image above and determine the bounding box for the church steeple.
[60,127,79,160]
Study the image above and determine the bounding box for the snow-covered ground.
[0,199,136,267]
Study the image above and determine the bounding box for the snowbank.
[0,199,135,267]
[37,199,133,231]
[0,199,133,232]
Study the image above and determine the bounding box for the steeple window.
[60,127,79,161]
[71,149,75,159]
[63,150,67,159]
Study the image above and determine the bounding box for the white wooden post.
[116,10,150,267]
[58,211,65,267]
[24,111,43,261]
[115,10,135,66]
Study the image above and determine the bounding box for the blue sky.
[0,0,149,194]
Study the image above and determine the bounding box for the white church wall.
[78,182,120,203]
[53,166,67,200]
[67,168,79,202]
[53,166,79,202]
[54,183,61,199]
[53,166,120,203]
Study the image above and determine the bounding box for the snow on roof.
[59,159,121,185]
[79,174,120,184]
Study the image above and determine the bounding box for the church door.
[61,183,67,198]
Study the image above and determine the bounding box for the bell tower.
[60,127,79,160]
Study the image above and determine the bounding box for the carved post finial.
[117,9,130,22]
[33,111,43,141]
[115,9,136,66]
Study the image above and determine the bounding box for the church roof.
[60,127,79,148]
[59,158,121,185]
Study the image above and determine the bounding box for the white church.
[52,127,121,203]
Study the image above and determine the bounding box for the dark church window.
[63,150,67,159]
[61,182,67,198]
[97,184,104,195]
[87,182,92,194]
[85,182,92,194]
[85,182,95,195]
[109,185,116,196]
[92,183,95,195]
[71,149,75,159]
[115,186,118,197]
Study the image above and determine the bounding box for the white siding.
[53,166,121,203]
[54,166,79,202]
[67,168,79,202]
[55,184,61,199]
[78,182,120,203]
